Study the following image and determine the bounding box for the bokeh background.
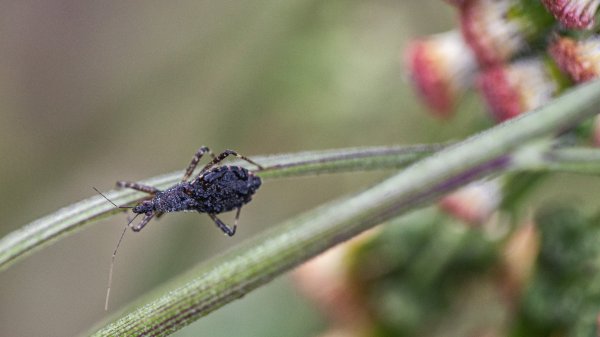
[2,1,599,337]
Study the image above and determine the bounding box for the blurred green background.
[4,1,594,337]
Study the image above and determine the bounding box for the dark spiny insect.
[96,146,264,310]
[120,146,263,235]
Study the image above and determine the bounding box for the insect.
[117,146,263,235]
[96,146,264,310]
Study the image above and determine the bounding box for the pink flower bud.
[405,31,477,118]
[293,231,376,327]
[502,220,539,298]
[460,0,552,66]
[541,0,600,29]
[549,35,600,83]
[477,58,562,121]
[439,181,501,225]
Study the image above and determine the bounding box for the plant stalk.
[0,145,440,272]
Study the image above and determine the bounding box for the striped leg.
[116,181,159,194]
[182,146,216,182]
[207,213,236,236]
[131,213,155,232]
[196,149,264,179]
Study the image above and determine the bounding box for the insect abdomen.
[193,166,261,214]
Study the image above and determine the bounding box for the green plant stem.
[89,80,600,337]
[0,144,441,272]
[542,147,600,175]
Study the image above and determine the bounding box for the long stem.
[541,147,600,174]
[0,144,440,272]
[89,79,600,337]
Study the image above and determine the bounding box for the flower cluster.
[406,0,600,226]
[290,3,600,336]
[291,3,600,337]
[406,0,600,123]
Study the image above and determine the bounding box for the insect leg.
[131,213,155,232]
[207,213,236,236]
[116,181,159,194]
[197,149,264,178]
[234,207,241,228]
[182,146,216,182]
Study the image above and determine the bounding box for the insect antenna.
[105,213,140,311]
[92,187,134,209]
[91,187,138,310]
